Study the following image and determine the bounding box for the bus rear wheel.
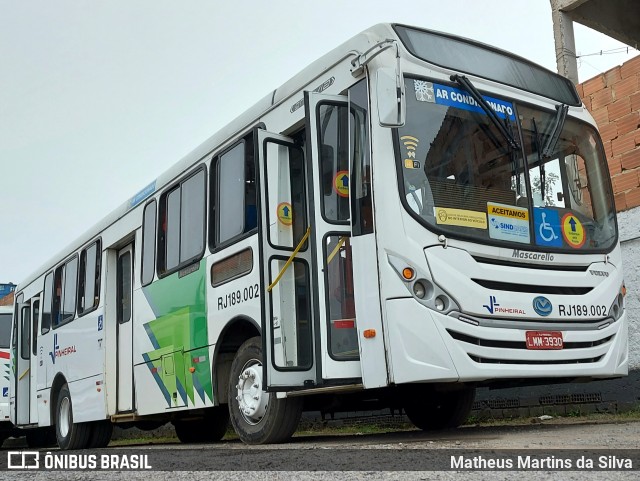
[228,337,302,444]
[403,386,475,430]
[55,384,92,450]
[87,420,113,448]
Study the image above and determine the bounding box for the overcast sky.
[1,1,638,284]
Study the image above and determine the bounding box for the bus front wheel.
[55,384,92,450]
[228,337,302,444]
[403,386,475,430]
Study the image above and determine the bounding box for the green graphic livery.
[141,260,213,407]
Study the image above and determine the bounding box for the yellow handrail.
[18,367,30,381]
[267,226,311,292]
[326,236,347,264]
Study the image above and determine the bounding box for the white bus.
[11,23,627,449]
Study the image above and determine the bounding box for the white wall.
[618,206,640,370]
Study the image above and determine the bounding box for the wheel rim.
[59,397,71,438]
[235,358,268,425]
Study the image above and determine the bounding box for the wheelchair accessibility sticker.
[533,208,562,247]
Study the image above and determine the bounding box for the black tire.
[25,427,57,448]
[228,337,302,444]
[174,406,229,444]
[55,384,92,450]
[86,420,113,449]
[404,386,475,430]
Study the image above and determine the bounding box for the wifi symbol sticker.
[401,136,421,169]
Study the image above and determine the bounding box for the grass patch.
[107,406,640,446]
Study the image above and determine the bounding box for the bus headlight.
[413,281,426,298]
[608,284,625,321]
[387,253,460,314]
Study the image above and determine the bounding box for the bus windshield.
[397,77,617,253]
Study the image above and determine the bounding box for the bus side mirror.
[377,67,405,127]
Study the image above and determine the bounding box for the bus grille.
[447,329,614,349]
[468,354,604,364]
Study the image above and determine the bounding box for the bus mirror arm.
[350,39,397,77]
[364,41,405,127]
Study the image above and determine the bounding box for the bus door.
[13,294,32,425]
[116,244,134,412]
[257,129,318,389]
[304,92,362,381]
[28,297,39,423]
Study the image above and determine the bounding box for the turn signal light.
[363,329,376,338]
[189,367,196,373]
[402,268,415,280]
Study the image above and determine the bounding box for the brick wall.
[576,55,640,211]
[0,291,13,307]
[577,54,640,371]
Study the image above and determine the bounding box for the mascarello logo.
[533,296,552,316]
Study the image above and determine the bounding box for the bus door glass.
[116,244,134,412]
[256,129,317,389]
[29,297,39,423]
[14,293,31,425]
[304,91,362,381]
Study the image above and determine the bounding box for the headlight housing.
[608,283,626,321]
[388,253,459,314]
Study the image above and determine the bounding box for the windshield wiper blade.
[450,74,520,150]
[532,118,545,200]
[541,104,569,158]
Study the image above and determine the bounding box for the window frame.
[31,298,39,356]
[210,132,259,253]
[215,139,247,246]
[157,164,207,278]
[53,255,79,329]
[141,199,157,286]
[315,100,351,226]
[77,238,102,317]
[20,304,30,360]
[41,272,53,335]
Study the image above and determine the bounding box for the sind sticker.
[487,202,530,244]
[435,207,487,229]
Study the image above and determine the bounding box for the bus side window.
[32,299,39,355]
[141,201,157,286]
[157,166,206,276]
[317,103,350,223]
[41,272,53,334]
[78,240,101,315]
[210,131,257,250]
[52,266,64,328]
[349,79,373,235]
[20,305,30,360]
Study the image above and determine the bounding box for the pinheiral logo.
[532,296,553,316]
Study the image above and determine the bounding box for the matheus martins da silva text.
[451,455,633,470]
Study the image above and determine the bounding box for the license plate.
[526,331,563,350]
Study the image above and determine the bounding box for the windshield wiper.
[532,118,546,200]
[541,104,569,158]
[450,74,520,151]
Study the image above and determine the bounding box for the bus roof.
[17,22,574,291]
